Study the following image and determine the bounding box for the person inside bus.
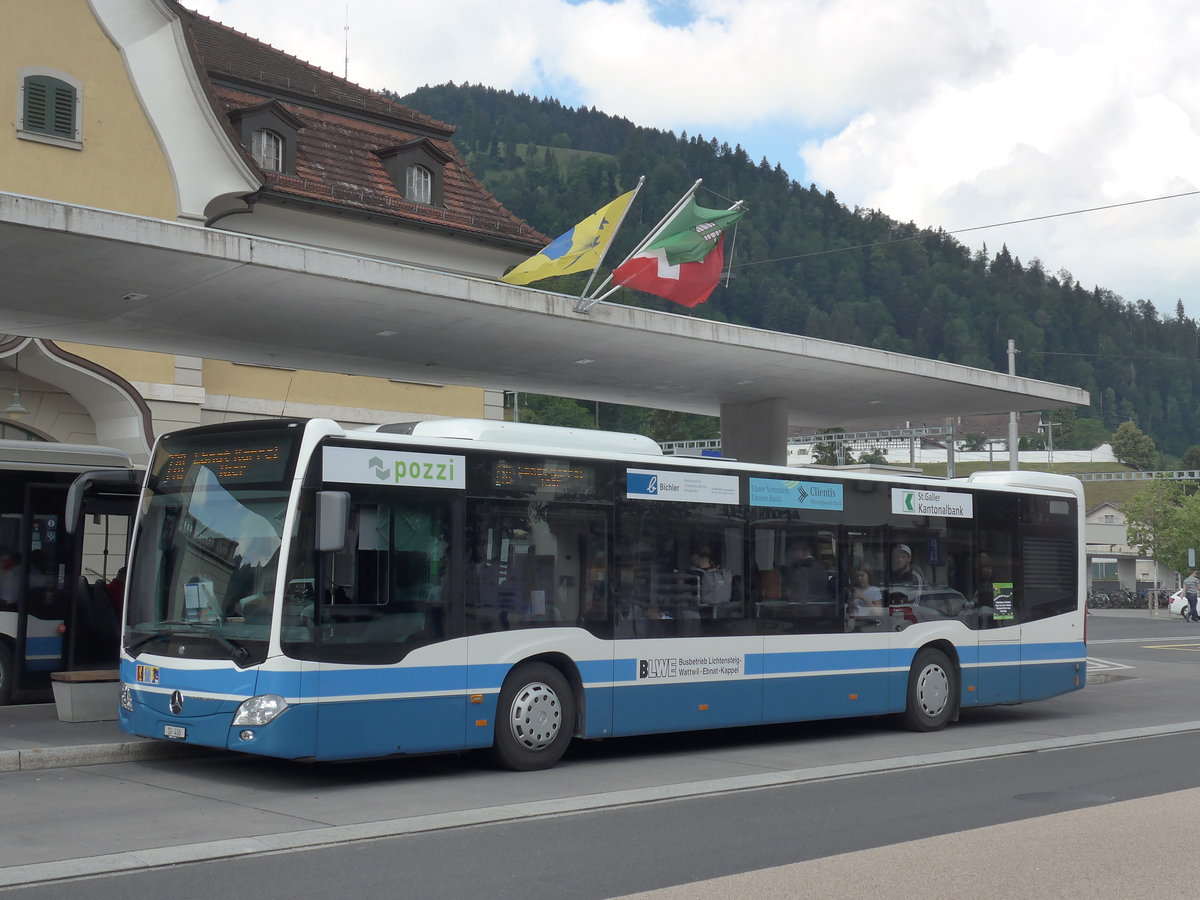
[849,569,883,612]
[0,553,17,608]
[890,544,926,585]
[780,541,831,603]
[846,568,883,630]
[106,567,126,617]
[689,549,732,609]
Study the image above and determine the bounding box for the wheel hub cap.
[508,681,561,751]
[918,664,949,716]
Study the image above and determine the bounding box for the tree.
[959,433,987,451]
[510,394,594,428]
[811,429,852,466]
[1069,418,1109,450]
[1124,479,1200,574]
[1182,445,1200,470]
[858,447,888,464]
[1111,421,1157,470]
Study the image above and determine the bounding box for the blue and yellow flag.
[501,189,637,285]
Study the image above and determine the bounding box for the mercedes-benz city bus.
[118,418,1085,769]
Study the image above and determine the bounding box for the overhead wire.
[713,188,1200,272]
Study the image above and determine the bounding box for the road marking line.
[3,720,1200,889]
[1086,657,1134,671]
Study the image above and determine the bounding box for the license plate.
[163,724,187,740]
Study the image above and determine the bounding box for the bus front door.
[11,485,74,700]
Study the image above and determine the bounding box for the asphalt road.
[1,610,1197,897]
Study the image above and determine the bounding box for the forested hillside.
[401,83,1200,457]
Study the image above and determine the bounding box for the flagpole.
[575,179,703,313]
[578,176,644,301]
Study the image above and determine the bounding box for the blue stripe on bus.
[611,679,762,735]
[24,635,63,669]
[758,648,893,675]
[120,640,1087,759]
[1020,641,1086,661]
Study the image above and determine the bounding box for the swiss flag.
[613,234,729,308]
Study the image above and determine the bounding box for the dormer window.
[376,139,452,208]
[17,67,83,149]
[253,129,284,172]
[228,101,303,176]
[405,165,432,204]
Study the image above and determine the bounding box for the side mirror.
[315,491,350,552]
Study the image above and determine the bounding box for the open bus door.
[63,469,140,669]
[9,482,76,701]
[3,470,139,703]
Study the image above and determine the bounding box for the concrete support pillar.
[719,397,789,466]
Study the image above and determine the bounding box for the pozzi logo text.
[369,455,458,485]
[323,447,466,490]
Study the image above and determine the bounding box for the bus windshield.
[125,428,297,666]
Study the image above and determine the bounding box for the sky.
[191,0,1200,320]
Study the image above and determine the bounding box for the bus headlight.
[120,684,133,711]
[232,694,288,726]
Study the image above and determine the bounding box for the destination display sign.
[492,458,597,497]
[157,438,291,487]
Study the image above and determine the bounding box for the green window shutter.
[23,75,76,139]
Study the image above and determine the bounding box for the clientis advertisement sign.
[749,478,844,510]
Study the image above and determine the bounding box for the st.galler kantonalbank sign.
[891,488,973,518]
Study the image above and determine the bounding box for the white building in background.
[785,443,1119,468]
[1085,501,1175,594]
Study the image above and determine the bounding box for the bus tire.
[901,647,956,732]
[491,662,575,771]
[0,640,12,705]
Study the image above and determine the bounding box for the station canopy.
[0,194,1087,428]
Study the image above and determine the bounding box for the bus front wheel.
[491,662,575,771]
[901,647,956,732]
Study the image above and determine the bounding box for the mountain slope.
[402,83,1200,456]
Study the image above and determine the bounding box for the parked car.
[850,584,991,631]
[1168,588,1198,620]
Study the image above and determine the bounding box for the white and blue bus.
[119,417,1085,769]
[0,439,139,703]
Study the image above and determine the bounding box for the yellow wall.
[4,2,489,426]
[55,342,178,383]
[205,362,485,418]
[0,0,178,218]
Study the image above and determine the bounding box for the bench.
[50,669,120,723]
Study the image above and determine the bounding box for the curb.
[0,740,202,773]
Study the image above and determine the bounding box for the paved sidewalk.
[0,703,195,772]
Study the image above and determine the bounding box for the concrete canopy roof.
[0,193,1088,428]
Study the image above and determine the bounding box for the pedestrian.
[1184,570,1200,622]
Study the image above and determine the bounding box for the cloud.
[187,0,1200,316]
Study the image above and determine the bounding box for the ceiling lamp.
[5,356,28,420]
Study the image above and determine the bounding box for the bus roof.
[0,439,133,472]
[356,419,664,457]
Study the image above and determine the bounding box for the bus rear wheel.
[491,662,575,771]
[901,647,956,732]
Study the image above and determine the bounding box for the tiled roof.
[169,2,546,251]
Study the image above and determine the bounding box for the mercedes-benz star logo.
[169,691,184,715]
